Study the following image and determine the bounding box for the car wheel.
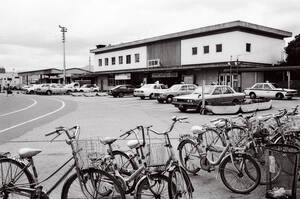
[149,93,153,99]
[166,96,173,103]
[66,90,71,95]
[140,96,145,100]
[46,90,52,95]
[249,92,256,99]
[29,90,34,95]
[80,90,84,93]
[232,99,240,105]
[178,106,187,112]
[118,93,124,97]
[157,99,164,103]
[276,93,284,100]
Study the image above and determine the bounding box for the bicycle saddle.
[18,148,42,159]
[100,137,117,145]
[191,125,206,135]
[127,140,141,149]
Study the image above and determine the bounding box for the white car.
[64,82,80,93]
[25,84,42,94]
[79,84,100,92]
[244,82,298,99]
[133,83,168,99]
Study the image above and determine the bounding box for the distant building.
[90,20,292,91]
[18,68,92,85]
[0,72,21,89]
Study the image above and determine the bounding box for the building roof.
[90,20,292,54]
[18,67,92,76]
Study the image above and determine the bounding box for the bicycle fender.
[134,175,148,194]
[177,138,196,150]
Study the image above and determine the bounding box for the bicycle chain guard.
[200,157,214,172]
[33,186,49,199]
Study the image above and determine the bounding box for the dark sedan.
[109,84,136,97]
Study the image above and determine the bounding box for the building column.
[287,71,291,89]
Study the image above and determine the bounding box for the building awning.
[224,65,300,72]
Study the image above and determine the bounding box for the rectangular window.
[192,47,197,55]
[98,59,102,66]
[246,43,251,52]
[119,56,123,64]
[105,58,109,66]
[203,46,209,54]
[135,53,140,63]
[126,55,131,64]
[111,57,116,65]
[216,44,222,52]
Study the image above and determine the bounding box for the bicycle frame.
[3,126,95,198]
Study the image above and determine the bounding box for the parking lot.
[0,93,299,198]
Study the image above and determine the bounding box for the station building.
[90,21,293,91]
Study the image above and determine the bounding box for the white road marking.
[0,98,37,117]
[0,98,65,134]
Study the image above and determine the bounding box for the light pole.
[59,25,67,84]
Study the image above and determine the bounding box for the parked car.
[25,84,42,94]
[35,83,68,95]
[64,82,80,93]
[155,83,198,103]
[133,83,168,99]
[79,84,100,92]
[172,85,245,112]
[244,82,298,99]
[109,84,136,97]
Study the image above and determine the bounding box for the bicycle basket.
[145,141,170,171]
[76,138,107,168]
[287,115,300,131]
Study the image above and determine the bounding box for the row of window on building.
[191,43,251,55]
[98,53,140,67]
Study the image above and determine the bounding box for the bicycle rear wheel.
[135,173,171,199]
[219,153,261,194]
[0,158,34,199]
[61,168,125,199]
[178,139,201,174]
[202,128,224,163]
[111,150,138,194]
[169,166,193,199]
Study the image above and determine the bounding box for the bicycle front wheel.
[135,173,171,199]
[219,153,261,194]
[0,158,35,199]
[178,139,201,174]
[61,168,125,199]
[169,166,193,199]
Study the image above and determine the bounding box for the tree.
[0,67,5,73]
[285,34,300,65]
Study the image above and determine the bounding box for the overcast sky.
[1,0,300,72]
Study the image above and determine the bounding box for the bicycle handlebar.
[45,126,79,142]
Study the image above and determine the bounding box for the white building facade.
[91,21,292,91]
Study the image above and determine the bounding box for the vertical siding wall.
[194,69,219,85]
[147,40,181,67]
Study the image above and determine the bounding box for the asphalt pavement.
[1,93,299,198]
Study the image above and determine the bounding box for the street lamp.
[59,25,67,84]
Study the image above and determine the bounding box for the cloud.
[1,0,300,72]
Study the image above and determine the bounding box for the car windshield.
[193,86,214,94]
[169,85,181,91]
[112,85,121,89]
[271,83,280,88]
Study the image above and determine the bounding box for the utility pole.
[59,25,67,84]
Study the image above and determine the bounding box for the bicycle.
[0,126,125,199]
[145,116,194,199]
[92,125,172,198]
[178,120,261,194]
